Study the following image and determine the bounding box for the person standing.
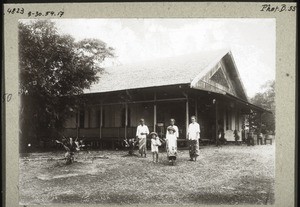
[187,116,200,161]
[247,129,255,146]
[257,132,263,145]
[166,118,179,138]
[234,129,240,145]
[136,118,149,157]
[166,126,178,165]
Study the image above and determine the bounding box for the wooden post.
[87,108,90,128]
[249,113,252,132]
[186,98,189,138]
[154,92,157,132]
[154,104,157,132]
[195,99,198,120]
[76,110,79,139]
[99,105,103,139]
[259,112,262,134]
[248,112,253,146]
[258,112,262,145]
[125,103,128,139]
[215,99,218,145]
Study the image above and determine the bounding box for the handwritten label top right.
[261,4,297,12]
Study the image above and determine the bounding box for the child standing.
[150,132,162,163]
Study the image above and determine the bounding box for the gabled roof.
[84,48,248,101]
[190,50,249,101]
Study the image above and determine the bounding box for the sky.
[49,19,275,98]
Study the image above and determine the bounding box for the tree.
[19,20,114,150]
[250,80,275,134]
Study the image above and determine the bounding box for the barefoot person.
[187,116,200,161]
[136,118,149,157]
[150,132,162,163]
[166,126,178,165]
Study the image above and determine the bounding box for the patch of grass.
[19,144,275,205]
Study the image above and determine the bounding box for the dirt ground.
[19,143,275,205]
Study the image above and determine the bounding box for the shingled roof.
[84,48,232,94]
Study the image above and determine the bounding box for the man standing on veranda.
[187,116,200,161]
[136,118,149,157]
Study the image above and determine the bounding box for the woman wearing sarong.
[187,116,200,161]
[136,118,149,157]
[166,126,178,165]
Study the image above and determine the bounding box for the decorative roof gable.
[191,51,248,101]
[210,68,229,88]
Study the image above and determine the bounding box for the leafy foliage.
[250,80,275,133]
[19,20,114,145]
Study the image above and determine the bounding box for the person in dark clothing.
[234,130,240,145]
[257,132,263,145]
[247,130,255,146]
[241,129,246,144]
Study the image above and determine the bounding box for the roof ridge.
[106,47,231,70]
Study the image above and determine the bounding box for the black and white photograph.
[18,18,276,205]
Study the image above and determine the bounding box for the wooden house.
[62,48,266,149]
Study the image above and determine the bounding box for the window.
[226,110,229,130]
[102,109,105,127]
[95,110,101,127]
[235,112,240,131]
[79,110,85,128]
[226,109,232,130]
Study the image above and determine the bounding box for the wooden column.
[259,112,262,134]
[76,110,79,139]
[154,104,157,132]
[99,105,103,139]
[87,108,91,128]
[249,113,252,132]
[125,103,128,139]
[186,98,189,138]
[248,112,251,144]
[195,99,198,120]
[153,92,157,132]
[215,100,218,144]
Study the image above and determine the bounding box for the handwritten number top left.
[6,7,25,14]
